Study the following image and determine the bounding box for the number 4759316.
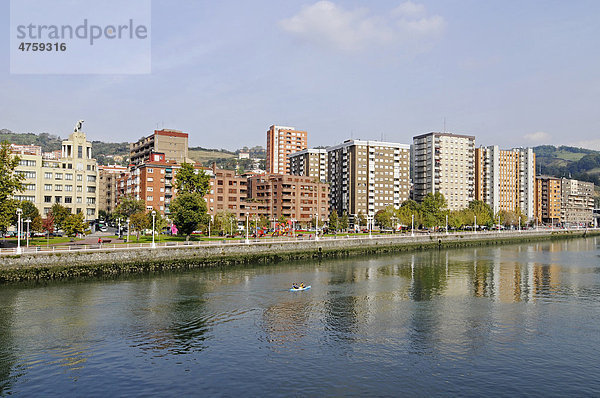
[18,42,66,51]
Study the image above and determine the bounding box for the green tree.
[175,163,210,195]
[375,206,396,229]
[170,192,208,240]
[339,211,349,231]
[399,200,421,228]
[63,213,87,239]
[0,141,24,234]
[356,211,366,228]
[258,215,270,229]
[213,210,237,235]
[12,200,39,225]
[421,193,447,228]
[329,210,339,232]
[115,195,145,218]
[468,200,494,227]
[50,203,71,230]
[147,210,168,239]
[130,211,150,241]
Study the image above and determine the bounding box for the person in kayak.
[300,283,305,288]
[292,283,299,289]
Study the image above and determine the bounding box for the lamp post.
[474,215,477,234]
[315,213,319,241]
[25,218,31,248]
[446,214,449,235]
[230,219,234,237]
[126,218,130,243]
[254,215,258,237]
[16,208,22,254]
[411,214,414,237]
[208,214,213,238]
[117,217,121,238]
[368,214,373,239]
[291,218,296,238]
[151,210,156,248]
[245,213,250,244]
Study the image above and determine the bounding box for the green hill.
[534,145,600,185]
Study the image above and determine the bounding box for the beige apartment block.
[266,125,307,174]
[98,165,128,214]
[412,132,475,211]
[327,140,411,218]
[12,131,99,222]
[560,178,595,226]
[130,129,190,166]
[288,148,328,182]
[475,146,536,220]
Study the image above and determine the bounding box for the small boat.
[290,285,311,292]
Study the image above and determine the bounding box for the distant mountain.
[533,145,600,186]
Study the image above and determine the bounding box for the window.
[148,168,153,173]
[77,197,82,204]
[25,184,35,190]
[87,175,96,182]
[147,196,153,201]
[87,197,96,205]
[55,196,62,203]
[55,173,63,180]
[65,197,72,204]
[66,173,73,180]
[44,172,53,179]
[77,186,82,192]
[147,187,153,192]
[78,146,83,158]
[44,196,52,203]
[55,185,62,191]
[87,209,95,216]
[19,160,36,167]
[44,184,52,191]
[65,185,73,192]
[87,186,96,193]
[21,171,36,179]
[77,174,82,181]
[147,177,153,182]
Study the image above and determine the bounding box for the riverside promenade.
[1,229,598,283]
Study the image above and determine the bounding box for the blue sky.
[1,0,600,150]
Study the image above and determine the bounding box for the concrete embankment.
[1,230,598,283]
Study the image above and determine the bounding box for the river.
[1,237,599,396]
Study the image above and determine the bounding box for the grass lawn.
[2,236,79,246]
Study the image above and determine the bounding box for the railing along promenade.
[1,227,597,257]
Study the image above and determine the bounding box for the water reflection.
[0,237,598,395]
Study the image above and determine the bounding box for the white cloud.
[524,131,551,143]
[573,139,600,151]
[279,1,445,52]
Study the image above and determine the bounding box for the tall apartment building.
[130,129,190,166]
[204,164,252,220]
[246,174,329,226]
[535,176,562,224]
[288,148,328,182]
[266,125,307,174]
[98,165,128,214]
[412,132,475,211]
[12,131,99,221]
[327,140,411,218]
[475,146,536,220]
[560,178,595,226]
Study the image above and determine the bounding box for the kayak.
[290,285,311,292]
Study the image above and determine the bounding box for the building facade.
[130,129,190,166]
[475,146,536,220]
[246,174,329,227]
[327,140,411,218]
[12,131,99,221]
[266,125,307,174]
[288,148,328,182]
[560,178,595,226]
[98,165,128,214]
[204,165,252,220]
[412,132,475,211]
[535,176,562,224]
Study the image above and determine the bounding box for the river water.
[1,238,599,396]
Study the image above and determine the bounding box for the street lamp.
[126,218,130,243]
[446,214,448,235]
[208,214,213,238]
[314,213,319,241]
[474,215,477,233]
[151,210,156,248]
[367,214,373,239]
[254,215,258,237]
[411,214,414,237]
[245,213,250,244]
[291,218,296,238]
[25,218,31,248]
[117,217,121,238]
[16,208,22,254]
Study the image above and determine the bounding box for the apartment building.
[412,132,475,211]
[475,146,536,220]
[266,125,307,174]
[560,178,595,226]
[117,153,179,214]
[98,165,128,214]
[12,131,99,221]
[246,174,329,227]
[204,164,253,220]
[327,140,411,218]
[535,176,562,224]
[288,148,328,182]
[130,129,190,166]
